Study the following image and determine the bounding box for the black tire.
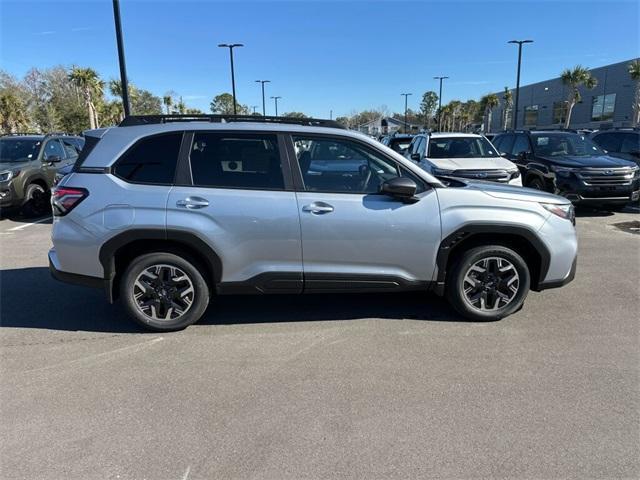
[446,245,531,322]
[21,183,50,218]
[120,252,210,331]
[526,176,545,191]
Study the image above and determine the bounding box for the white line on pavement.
[8,216,51,231]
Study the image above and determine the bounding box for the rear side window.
[114,133,182,184]
[189,132,284,190]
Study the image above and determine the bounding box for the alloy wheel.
[462,256,520,311]
[132,264,195,321]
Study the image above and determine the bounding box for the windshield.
[428,136,498,159]
[0,138,41,162]
[388,138,412,153]
[531,133,605,157]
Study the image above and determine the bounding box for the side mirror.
[517,151,529,161]
[46,155,62,164]
[500,152,508,157]
[380,177,418,203]
[410,153,421,161]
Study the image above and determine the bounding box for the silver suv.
[49,115,578,331]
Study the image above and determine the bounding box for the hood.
[0,161,30,172]
[451,177,570,205]
[541,154,637,169]
[425,156,517,171]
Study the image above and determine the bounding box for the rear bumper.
[49,249,104,289]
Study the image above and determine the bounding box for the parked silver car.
[50,115,577,331]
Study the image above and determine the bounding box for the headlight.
[509,169,521,179]
[432,168,454,176]
[541,202,575,224]
[0,170,18,182]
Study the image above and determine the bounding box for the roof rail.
[119,114,345,129]
[43,132,78,138]
[0,132,43,137]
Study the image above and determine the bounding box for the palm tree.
[560,65,597,129]
[68,67,103,129]
[502,87,513,131]
[448,100,462,131]
[175,96,187,114]
[629,59,640,126]
[162,92,174,114]
[482,94,499,133]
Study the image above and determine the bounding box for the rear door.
[167,131,302,290]
[288,134,441,289]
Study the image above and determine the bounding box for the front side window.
[189,132,284,190]
[427,136,498,159]
[531,133,605,157]
[511,134,531,156]
[620,133,640,154]
[495,134,515,155]
[593,132,622,152]
[43,139,65,160]
[114,133,182,184]
[293,136,399,194]
[62,139,80,160]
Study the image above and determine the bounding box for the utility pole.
[401,93,412,133]
[112,0,131,117]
[433,76,449,131]
[255,80,270,116]
[508,39,533,129]
[218,43,244,114]
[271,96,282,116]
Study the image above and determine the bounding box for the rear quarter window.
[113,133,183,184]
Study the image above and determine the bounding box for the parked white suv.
[406,132,522,185]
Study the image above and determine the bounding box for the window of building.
[553,101,568,125]
[524,105,538,126]
[114,133,182,184]
[591,93,616,122]
[189,132,284,190]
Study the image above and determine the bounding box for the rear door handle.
[302,201,334,214]
[176,196,209,209]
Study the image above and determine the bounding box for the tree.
[419,91,438,128]
[629,59,640,126]
[501,87,513,131]
[163,92,175,114]
[481,94,499,132]
[560,65,597,128]
[0,90,29,133]
[281,111,308,118]
[210,93,248,115]
[68,67,103,129]
[133,89,162,115]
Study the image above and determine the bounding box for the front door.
[289,134,441,291]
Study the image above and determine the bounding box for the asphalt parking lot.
[0,207,639,480]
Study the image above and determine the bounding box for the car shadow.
[0,209,52,224]
[0,267,462,333]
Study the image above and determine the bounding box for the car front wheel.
[446,245,531,321]
[120,252,210,331]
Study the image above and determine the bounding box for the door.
[290,134,441,290]
[167,131,302,290]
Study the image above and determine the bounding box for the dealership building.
[489,58,638,131]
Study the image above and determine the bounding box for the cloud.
[451,81,492,86]
[71,27,92,32]
[34,30,56,35]
[182,95,207,100]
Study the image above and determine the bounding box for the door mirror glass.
[46,155,62,163]
[380,176,418,203]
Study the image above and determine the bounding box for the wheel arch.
[99,229,223,303]
[434,225,550,295]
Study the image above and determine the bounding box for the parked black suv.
[492,130,640,208]
[590,128,640,166]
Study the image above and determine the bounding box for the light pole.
[330,110,333,120]
[508,39,533,130]
[434,76,449,131]
[271,96,282,116]
[251,105,258,115]
[255,80,270,116]
[401,93,412,133]
[218,43,243,115]
[112,0,131,117]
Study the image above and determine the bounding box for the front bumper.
[537,256,577,290]
[0,182,18,208]
[555,175,640,205]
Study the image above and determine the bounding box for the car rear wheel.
[446,245,530,321]
[21,183,50,217]
[120,252,210,331]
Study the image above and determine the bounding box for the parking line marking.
[8,216,51,231]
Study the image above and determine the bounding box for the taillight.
[51,187,88,216]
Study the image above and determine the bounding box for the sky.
[1,0,638,118]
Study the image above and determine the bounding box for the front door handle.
[302,201,334,215]
[176,196,209,209]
